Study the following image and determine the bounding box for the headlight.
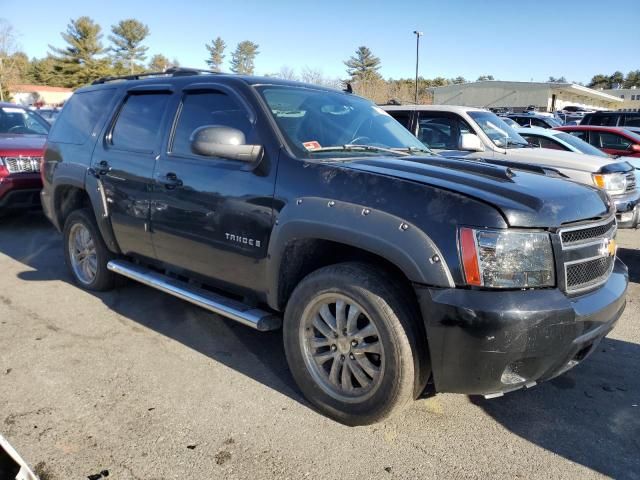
[459,228,555,288]
[592,173,627,195]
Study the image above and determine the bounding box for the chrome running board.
[107,260,281,331]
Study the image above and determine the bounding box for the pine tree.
[108,19,149,74]
[624,70,640,88]
[230,41,259,75]
[148,54,170,72]
[609,71,624,89]
[49,16,110,88]
[344,46,381,81]
[205,37,226,72]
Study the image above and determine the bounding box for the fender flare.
[266,197,454,310]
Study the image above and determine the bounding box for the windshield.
[555,132,608,157]
[257,86,429,158]
[467,111,529,148]
[0,106,50,135]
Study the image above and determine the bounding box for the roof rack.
[91,67,218,85]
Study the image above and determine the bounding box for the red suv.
[0,103,50,213]
[555,125,640,158]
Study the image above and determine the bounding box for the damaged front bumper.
[414,258,628,397]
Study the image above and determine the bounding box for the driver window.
[171,90,254,157]
[417,115,471,149]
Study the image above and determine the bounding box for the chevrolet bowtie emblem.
[599,238,617,258]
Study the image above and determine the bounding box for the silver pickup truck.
[384,105,640,228]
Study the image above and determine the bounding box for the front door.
[93,89,173,259]
[591,130,634,156]
[150,85,277,294]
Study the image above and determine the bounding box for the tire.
[63,208,115,291]
[283,262,424,425]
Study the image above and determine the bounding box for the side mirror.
[459,133,484,152]
[190,125,263,163]
[629,144,640,153]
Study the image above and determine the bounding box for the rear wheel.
[283,262,423,425]
[63,208,115,291]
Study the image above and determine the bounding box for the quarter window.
[171,90,254,157]
[49,89,115,144]
[110,93,170,152]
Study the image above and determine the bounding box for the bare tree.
[277,65,297,81]
[0,19,21,101]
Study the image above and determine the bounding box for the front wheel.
[63,208,115,291]
[283,262,423,425]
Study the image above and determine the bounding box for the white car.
[382,105,640,227]
[517,126,640,171]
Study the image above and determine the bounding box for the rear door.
[150,84,277,294]
[93,86,173,258]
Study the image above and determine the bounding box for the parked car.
[383,105,639,227]
[507,113,564,129]
[558,105,593,117]
[0,102,49,214]
[555,126,640,158]
[581,111,640,128]
[42,69,628,425]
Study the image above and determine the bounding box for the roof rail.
[91,67,218,85]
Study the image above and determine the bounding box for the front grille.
[3,156,42,174]
[625,171,636,193]
[566,256,614,291]
[558,216,617,294]
[561,219,615,245]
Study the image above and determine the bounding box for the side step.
[107,260,281,331]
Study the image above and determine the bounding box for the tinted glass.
[588,114,618,126]
[172,91,253,156]
[569,130,589,141]
[417,115,472,149]
[623,114,640,127]
[258,86,427,158]
[594,132,632,150]
[111,93,170,151]
[0,105,50,135]
[511,116,530,127]
[521,134,566,150]
[388,111,411,129]
[49,89,114,144]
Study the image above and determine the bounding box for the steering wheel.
[349,136,372,145]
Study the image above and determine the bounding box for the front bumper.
[0,173,42,211]
[611,189,640,228]
[415,258,628,397]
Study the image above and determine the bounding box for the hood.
[503,147,628,173]
[0,134,47,155]
[343,155,610,228]
[617,155,640,170]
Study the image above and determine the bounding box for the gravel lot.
[0,212,638,480]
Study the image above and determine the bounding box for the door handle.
[159,172,183,189]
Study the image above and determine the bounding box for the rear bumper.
[0,173,42,211]
[612,189,640,228]
[415,258,628,396]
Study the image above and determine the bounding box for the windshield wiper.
[309,144,410,156]
[393,146,433,155]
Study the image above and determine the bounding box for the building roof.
[430,80,622,103]
[9,84,73,93]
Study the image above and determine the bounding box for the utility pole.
[413,31,423,104]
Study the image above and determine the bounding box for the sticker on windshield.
[303,141,322,151]
[1,107,25,113]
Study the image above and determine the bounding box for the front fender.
[266,196,454,310]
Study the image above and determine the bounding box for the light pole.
[413,31,423,104]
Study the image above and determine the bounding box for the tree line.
[1,16,639,105]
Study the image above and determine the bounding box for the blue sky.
[4,0,639,83]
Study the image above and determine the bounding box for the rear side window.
[171,90,253,157]
[623,114,640,127]
[511,117,530,127]
[587,114,618,126]
[110,93,170,152]
[49,89,115,144]
[569,130,589,141]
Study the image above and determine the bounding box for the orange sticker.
[303,141,321,150]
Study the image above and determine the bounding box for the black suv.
[581,111,640,128]
[41,69,628,425]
